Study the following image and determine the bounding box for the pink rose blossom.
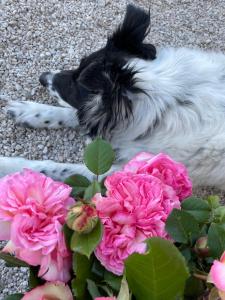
[209,251,225,293]
[22,282,73,300]
[123,152,192,200]
[94,169,181,275]
[0,169,75,282]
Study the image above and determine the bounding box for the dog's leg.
[0,156,92,180]
[0,156,119,181]
[4,101,79,129]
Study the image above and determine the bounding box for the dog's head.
[39,5,156,138]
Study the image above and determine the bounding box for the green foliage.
[125,238,189,300]
[71,219,103,258]
[206,195,220,209]
[208,223,225,258]
[4,295,24,300]
[72,278,91,300]
[72,253,92,300]
[65,174,91,197]
[104,271,122,292]
[181,197,211,223]
[91,258,105,278]
[84,138,115,175]
[165,209,200,244]
[184,276,205,298]
[29,266,45,289]
[0,251,29,268]
[86,279,101,298]
[84,181,101,200]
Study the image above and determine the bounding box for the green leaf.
[165,209,200,244]
[125,238,189,300]
[72,253,92,300]
[0,251,29,267]
[71,219,103,258]
[84,181,101,201]
[65,174,91,187]
[4,294,24,300]
[72,278,89,300]
[207,195,220,209]
[86,279,101,298]
[214,206,225,223]
[73,252,92,276]
[117,276,130,300]
[184,276,205,298]
[208,223,225,258]
[91,257,105,278]
[181,197,211,223]
[180,248,192,263]
[84,138,115,175]
[29,266,44,289]
[104,270,122,292]
[65,174,91,197]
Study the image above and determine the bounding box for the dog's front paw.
[5,101,44,128]
[4,100,78,129]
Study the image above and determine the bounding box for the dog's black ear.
[108,5,156,60]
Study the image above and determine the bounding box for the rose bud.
[194,236,209,257]
[66,202,98,234]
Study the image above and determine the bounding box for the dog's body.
[2,5,225,189]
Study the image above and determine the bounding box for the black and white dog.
[2,5,225,189]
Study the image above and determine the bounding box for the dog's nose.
[39,72,51,87]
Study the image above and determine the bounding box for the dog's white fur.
[2,47,225,188]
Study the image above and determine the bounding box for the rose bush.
[93,152,192,275]
[0,169,74,282]
[1,138,225,300]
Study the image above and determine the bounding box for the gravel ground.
[1,0,225,298]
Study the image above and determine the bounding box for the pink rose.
[94,170,181,275]
[22,282,73,300]
[123,152,192,200]
[0,169,75,282]
[209,251,225,295]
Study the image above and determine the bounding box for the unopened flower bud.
[66,202,98,234]
[195,236,209,257]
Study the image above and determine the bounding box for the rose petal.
[211,260,225,291]
[2,240,16,253]
[0,221,11,240]
[219,290,225,300]
[22,282,73,300]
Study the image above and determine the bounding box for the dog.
[1,4,225,189]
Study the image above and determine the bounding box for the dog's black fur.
[49,5,156,138]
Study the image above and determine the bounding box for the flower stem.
[193,273,208,281]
